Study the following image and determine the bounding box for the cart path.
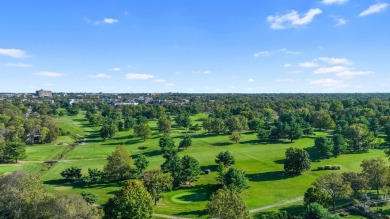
[153,196,304,219]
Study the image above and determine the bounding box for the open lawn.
[1,112,388,218]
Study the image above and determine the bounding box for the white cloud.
[336,70,373,78]
[125,73,154,80]
[309,78,349,90]
[153,79,166,83]
[85,18,119,25]
[284,63,292,68]
[317,57,353,65]
[34,71,65,77]
[165,83,174,86]
[279,48,301,55]
[299,62,319,68]
[104,18,118,24]
[0,48,28,58]
[322,0,348,5]
[5,62,32,68]
[248,78,255,83]
[254,51,271,57]
[333,16,347,26]
[359,3,389,16]
[267,8,322,29]
[314,66,350,74]
[88,73,112,78]
[109,67,121,71]
[192,70,211,74]
[313,66,373,78]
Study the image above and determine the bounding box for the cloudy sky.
[0,0,389,93]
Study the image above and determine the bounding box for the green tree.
[104,180,153,219]
[332,134,347,157]
[124,117,135,131]
[134,154,149,177]
[4,141,27,163]
[161,153,182,187]
[60,166,82,181]
[180,155,201,186]
[313,172,352,211]
[304,187,331,208]
[134,123,152,141]
[257,127,270,142]
[178,135,192,150]
[157,117,171,134]
[303,202,340,219]
[159,134,175,152]
[248,118,264,131]
[141,169,173,205]
[215,150,235,167]
[104,145,134,181]
[284,147,311,175]
[344,124,375,152]
[100,123,116,140]
[81,191,98,205]
[341,172,367,196]
[285,122,303,142]
[314,137,334,159]
[227,116,243,133]
[83,168,104,184]
[206,188,249,219]
[229,131,242,143]
[223,167,248,192]
[360,158,389,196]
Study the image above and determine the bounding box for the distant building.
[36,89,52,97]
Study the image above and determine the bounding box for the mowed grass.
[1,112,387,218]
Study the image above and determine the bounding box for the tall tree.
[215,150,235,168]
[100,123,116,141]
[206,188,249,219]
[344,124,375,152]
[60,166,82,181]
[313,172,352,211]
[141,169,173,205]
[134,123,152,141]
[284,147,311,175]
[157,117,171,134]
[178,135,192,150]
[104,180,153,219]
[314,137,334,159]
[180,155,201,186]
[104,145,134,180]
[134,154,149,177]
[332,134,347,157]
[229,131,242,143]
[303,202,340,219]
[360,158,389,196]
[223,167,248,192]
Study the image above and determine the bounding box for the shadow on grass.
[212,142,232,146]
[200,164,218,172]
[44,178,126,190]
[278,204,305,215]
[304,146,321,162]
[273,159,284,165]
[141,150,162,157]
[176,210,207,218]
[247,170,294,182]
[240,139,259,145]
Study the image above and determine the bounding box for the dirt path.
[153,196,304,219]
[249,196,304,213]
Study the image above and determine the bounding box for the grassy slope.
[1,112,387,218]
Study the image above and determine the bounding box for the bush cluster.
[317,165,342,170]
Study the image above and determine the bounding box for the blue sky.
[0,0,389,93]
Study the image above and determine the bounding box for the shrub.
[317,165,341,170]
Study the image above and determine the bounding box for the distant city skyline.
[0,0,389,93]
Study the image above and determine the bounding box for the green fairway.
[1,113,387,218]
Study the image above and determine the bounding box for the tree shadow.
[211,142,232,146]
[247,170,294,182]
[176,210,207,218]
[240,139,259,145]
[140,150,162,157]
[279,204,305,215]
[304,146,321,162]
[200,164,218,172]
[273,159,284,164]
